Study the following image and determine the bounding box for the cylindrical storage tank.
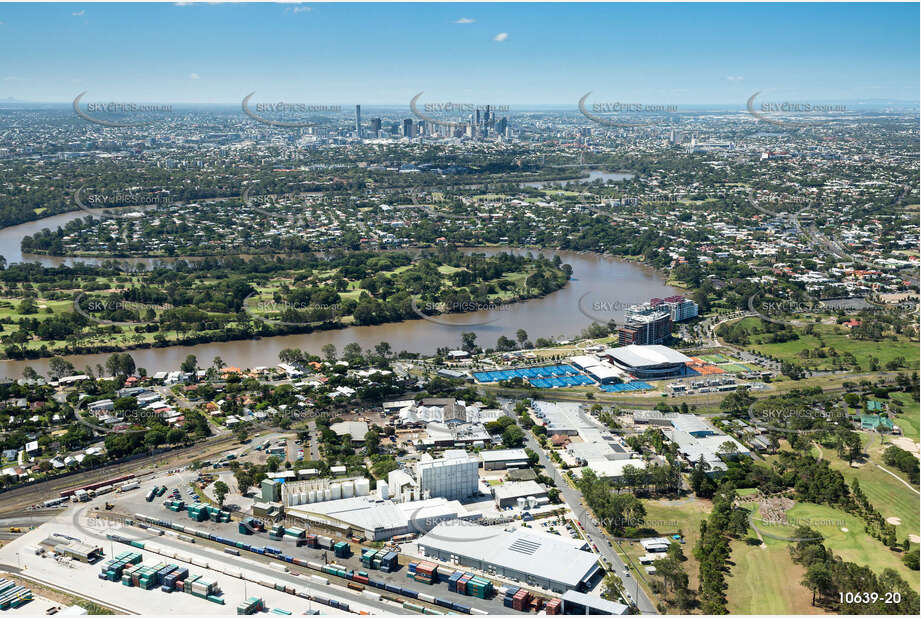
[298,492,306,505]
[342,481,354,498]
[324,488,332,501]
[377,481,389,500]
[527,496,538,508]
[330,484,341,500]
[354,478,370,496]
[517,497,526,509]
[308,490,316,503]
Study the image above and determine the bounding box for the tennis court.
[698,353,730,363]
[473,364,581,383]
[599,381,654,393]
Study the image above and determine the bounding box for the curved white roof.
[606,345,691,368]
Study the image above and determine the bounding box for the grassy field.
[822,437,920,545]
[726,534,820,614]
[634,498,711,597]
[726,500,822,614]
[767,502,919,591]
[740,320,919,372]
[890,391,920,441]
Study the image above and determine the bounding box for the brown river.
[0,179,679,378]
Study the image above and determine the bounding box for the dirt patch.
[886,517,902,525]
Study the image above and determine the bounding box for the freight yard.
[0,468,593,615]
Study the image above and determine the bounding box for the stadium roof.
[418,523,597,589]
[606,345,691,368]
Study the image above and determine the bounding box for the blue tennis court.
[475,364,586,384]
[599,381,654,393]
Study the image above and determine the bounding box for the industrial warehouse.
[417,522,604,595]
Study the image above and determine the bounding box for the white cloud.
[493,32,508,42]
[284,6,311,13]
[188,73,200,80]
[727,75,744,82]
[72,10,85,17]
[454,17,475,24]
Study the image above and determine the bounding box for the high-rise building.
[354,105,361,138]
[370,117,382,137]
[402,118,414,138]
[415,453,478,500]
[475,108,481,126]
[618,309,672,345]
[629,296,698,323]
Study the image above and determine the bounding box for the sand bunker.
[886,517,902,525]
[909,534,921,544]
[840,527,849,532]
[888,437,920,457]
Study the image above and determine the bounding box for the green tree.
[213,480,229,506]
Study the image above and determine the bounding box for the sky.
[0,2,918,106]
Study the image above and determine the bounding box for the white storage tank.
[527,496,538,508]
[377,480,389,500]
[324,488,332,501]
[330,484,342,500]
[308,490,316,503]
[517,497,527,509]
[354,478,370,496]
[341,480,354,498]
[299,492,306,505]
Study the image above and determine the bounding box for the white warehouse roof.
[418,523,598,590]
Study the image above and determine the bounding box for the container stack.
[413,561,437,584]
[333,541,350,558]
[502,586,520,609]
[237,597,264,615]
[447,571,463,593]
[99,551,143,581]
[305,534,318,548]
[380,551,398,572]
[269,524,285,541]
[466,575,492,599]
[545,598,561,615]
[164,499,185,512]
[511,588,531,611]
[161,567,189,592]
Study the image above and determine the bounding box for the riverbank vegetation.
[0,248,569,359]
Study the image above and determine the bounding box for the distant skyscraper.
[370,117,382,137]
[355,105,361,138]
[485,105,491,126]
[475,108,481,126]
[402,118,414,138]
[497,117,508,136]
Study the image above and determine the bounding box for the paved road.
[518,419,658,614]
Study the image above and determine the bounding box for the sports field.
[698,353,730,364]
